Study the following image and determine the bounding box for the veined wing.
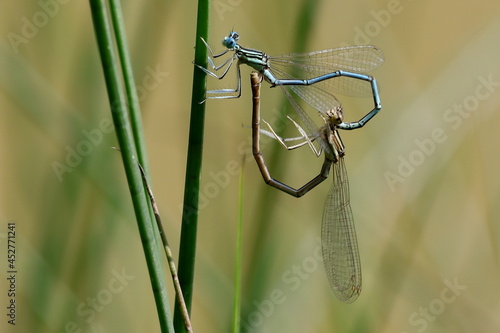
[269,45,384,97]
[290,84,342,118]
[275,66,343,120]
[271,45,384,73]
[321,158,361,303]
[279,84,323,154]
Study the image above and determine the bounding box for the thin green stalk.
[139,164,194,333]
[232,160,245,333]
[88,1,173,331]
[108,0,149,171]
[174,0,209,331]
[108,0,167,306]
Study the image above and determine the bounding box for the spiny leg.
[204,62,242,99]
[199,37,229,59]
[261,117,322,157]
[194,38,242,99]
[261,118,311,150]
[194,37,234,78]
[195,55,236,80]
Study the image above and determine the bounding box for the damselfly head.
[325,106,344,126]
[223,31,239,49]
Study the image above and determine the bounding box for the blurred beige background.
[1,1,499,332]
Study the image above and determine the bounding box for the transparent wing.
[275,65,343,116]
[321,158,361,303]
[290,83,342,118]
[271,45,384,72]
[279,85,323,153]
[270,45,384,97]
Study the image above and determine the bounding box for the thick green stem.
[88,1,172,331]
[174,0,209,332]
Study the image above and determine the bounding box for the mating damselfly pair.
[196,31,383,303]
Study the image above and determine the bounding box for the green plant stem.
[173,0,209,331]
[88,1,172,331]
[108,0,149,172]
[232,160,245,333]
[139,164,193,333]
